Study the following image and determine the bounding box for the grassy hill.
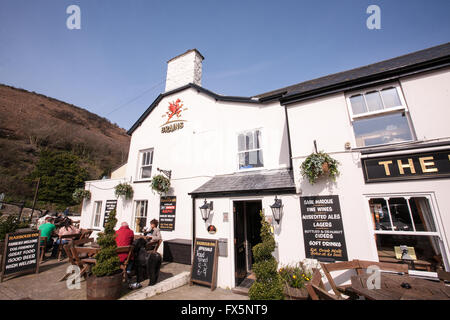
[0,84,130,207]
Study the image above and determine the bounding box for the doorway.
[233,200,263,287]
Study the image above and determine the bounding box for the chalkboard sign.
[1,230,41,282]
[103,200,117,228]
[190,238,218,290]
[300,195,348,262]
[159,196,176,231]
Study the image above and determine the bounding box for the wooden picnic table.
[351,273,450,300]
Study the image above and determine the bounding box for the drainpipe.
[284,105,294,170]
[192,196,196,256]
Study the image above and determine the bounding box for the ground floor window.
[92,201,102,228]
[367,195,445,271]
[133,200,148,233]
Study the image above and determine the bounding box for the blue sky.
[0,0,449,130]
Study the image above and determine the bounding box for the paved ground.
[0,257,191,300]
[0,258,86,300]
[148,284,249,300]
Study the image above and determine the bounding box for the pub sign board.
[1,230,41,282]
[362,149,450,183]
[159,196,176,231]
[300,195,348,262]
[190,238,218,290]
[103,200,117,228]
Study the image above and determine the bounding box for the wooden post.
[17,202,25,221]
[30,178,40,223]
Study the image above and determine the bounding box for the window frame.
[132,200,149,232]
[346,84,416,148]
[137,148,154,181]
[363,192,450,271]
[92,200,103,228]
[236,128,265,172]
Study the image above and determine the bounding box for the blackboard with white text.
[1,230,40,282]
[190,238,218,290]
[300,195,348,262]
[159,196,176,231]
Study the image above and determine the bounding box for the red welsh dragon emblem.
[162,98,187,125]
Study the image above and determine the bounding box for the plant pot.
[284,285,309,300]
[86,272,123,300]
[322,162,329,173]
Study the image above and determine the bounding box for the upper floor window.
[238,129,264,170]
[138,149,153,179]
[347,85,414,147]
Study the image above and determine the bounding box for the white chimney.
[165,49,204,92]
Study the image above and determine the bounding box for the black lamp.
[270,196,283,224]
[199,199,213,222]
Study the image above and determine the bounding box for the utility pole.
[30,177,40,223]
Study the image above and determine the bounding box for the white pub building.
[81,43,450,289]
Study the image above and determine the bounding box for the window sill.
[353,139,419,154]
[237,166,265,172]
[133,180,152,184]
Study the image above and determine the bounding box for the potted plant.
[300,151,340,184]
[72,188,91,204]
[279,263,312,300]
[149,174,171,195]
[86,208,123,300]
[114,183,133,200]
[248,210,284,300]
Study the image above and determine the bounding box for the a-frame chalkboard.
[190,238,218,291]
[1,230,41,283]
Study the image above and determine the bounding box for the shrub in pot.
[86,209,122,300]
[300,151,340,184]
[248,210,284,300]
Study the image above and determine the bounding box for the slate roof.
[128,42,450,135]
[189,169,296,196]
[254,42,450,102]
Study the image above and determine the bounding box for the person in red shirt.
[115,222,134,263]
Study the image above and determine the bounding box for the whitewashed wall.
[286,68,450,271]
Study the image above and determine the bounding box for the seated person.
[51,219,79,257]
[115,221,134,262]
[38,217,56,252]
[116,222,137,286]
[143,219,162,250]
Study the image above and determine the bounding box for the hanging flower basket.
[114,183,134,199]
[150,174,171,195]
[72,188,91,204]
[300,151,340,184]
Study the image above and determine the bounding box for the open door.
[233,200,263,287]
[234,201,247,286]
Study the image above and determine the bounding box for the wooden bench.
[306,268,341,300]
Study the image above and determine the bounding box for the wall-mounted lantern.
[270,196,283,225]
[199,199,213,222]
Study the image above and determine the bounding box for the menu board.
[159,196,176,231]
[103,200,117,228]
[1,230,40,282]
[190,238,218,290]
[300,195,348,262]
